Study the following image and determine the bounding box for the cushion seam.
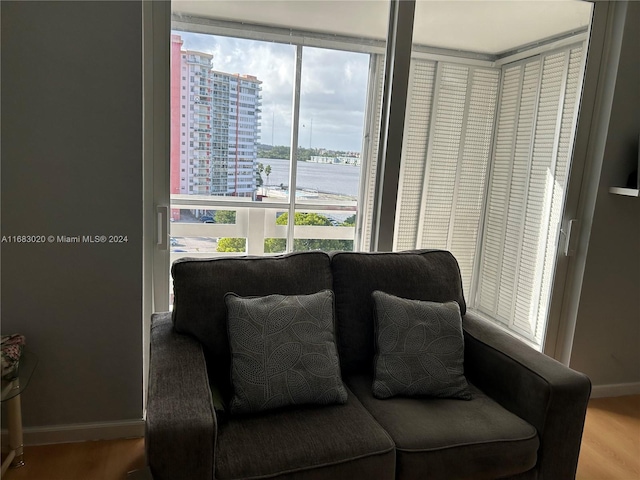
[395,430,539,453]
[219,445,395,480]
[351,390,397,448]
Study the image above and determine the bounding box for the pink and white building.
[170,35,262,220]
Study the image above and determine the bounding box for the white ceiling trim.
[172,0,593,55]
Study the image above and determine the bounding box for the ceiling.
[172,0,593,55]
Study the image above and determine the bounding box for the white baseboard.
[590,382,640,398]
[1,419,145,446]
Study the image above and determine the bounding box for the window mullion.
[286,45,303,252]
[357,54,383,251]
[371,0,416,252]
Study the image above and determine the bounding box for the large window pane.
[292,46,369,251]
[170,0,390,263]
[170,32,294,205]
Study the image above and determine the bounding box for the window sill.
[608,187,639,197]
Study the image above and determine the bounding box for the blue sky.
[175,31,370,152]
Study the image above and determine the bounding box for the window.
[168,27,372,258]
[162,1,593,349]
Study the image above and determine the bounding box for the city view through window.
[168,2,593,348]
[170,31,369,255]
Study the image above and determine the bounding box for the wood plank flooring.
[2,437,145,480]
[2,395,639,480]
[577,394,640,480]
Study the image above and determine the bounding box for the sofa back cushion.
[331,250,466,376]
[172,252,333,389]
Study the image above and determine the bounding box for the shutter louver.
[500,61,540,328]
[449,68,499,294]
[477,65,523,318]
[419,64,469,250]
[395,60,436,251]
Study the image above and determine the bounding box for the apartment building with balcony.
[170,34,262,221]
[211,71,262,197]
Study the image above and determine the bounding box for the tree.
[343,214,356,226]
[217,237,246,252]
[264,212,353,253]
[215,210,236,224]
[264,164,272,186]
[256,163,265,187]
[257,145,289,159]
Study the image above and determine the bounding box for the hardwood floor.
[2,437,145,480]
[577,394,640,480]
[2,395,638,479]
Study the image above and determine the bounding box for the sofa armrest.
[462,311,591,480]
[146,312,217,480]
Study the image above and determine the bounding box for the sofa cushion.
[225,290,347,415]
[372,291,471,400]
[215,386,396,480]
[347,374,539,480]
[331,250,466,376]
[171,252,333,391]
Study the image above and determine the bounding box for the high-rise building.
[170,35,262,219]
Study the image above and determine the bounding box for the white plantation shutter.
[449,68,499,295]
[394,62,499,294]
[498,60,540,325]
[395,59,437,251]
[476,64,523,316]
[476,45,584,345]
[361,44,584,347]
[419,64,470,249]
[533,45,584,340]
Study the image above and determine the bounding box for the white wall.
[1,1,143,434]
[570,2,640,393]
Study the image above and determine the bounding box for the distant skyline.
[175,30,370,152]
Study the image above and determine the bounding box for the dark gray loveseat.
[146,250,591,480]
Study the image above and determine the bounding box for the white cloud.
[175,31,369,151]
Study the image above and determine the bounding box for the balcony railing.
[169,194,357,260]
[188,57,211,67]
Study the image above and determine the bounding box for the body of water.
[258,158,361,198]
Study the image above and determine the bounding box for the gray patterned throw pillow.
[372,291,471,400]
[225,290,348,414]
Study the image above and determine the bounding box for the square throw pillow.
[372,291,471,400]
[225,290,348,414]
